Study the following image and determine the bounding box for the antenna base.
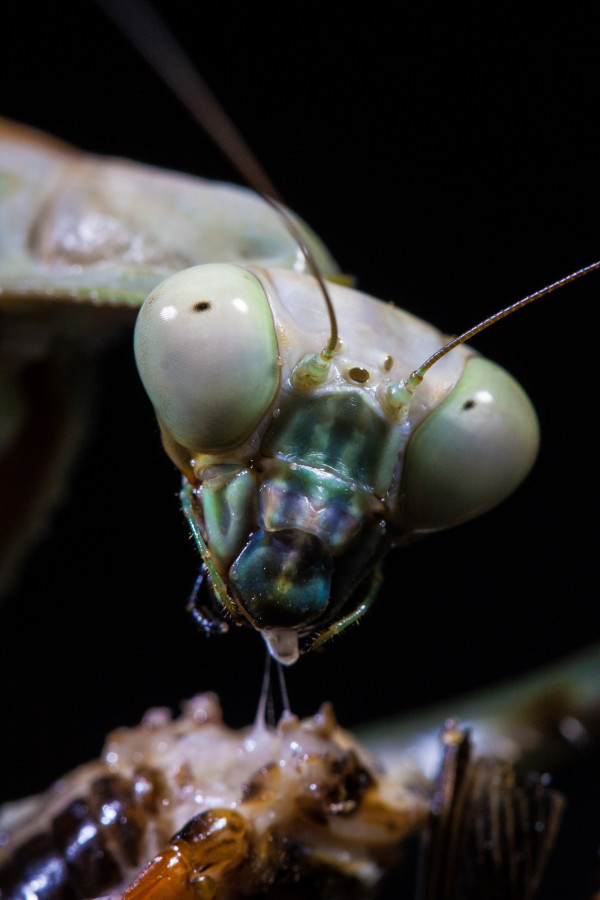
[291,351,334,389]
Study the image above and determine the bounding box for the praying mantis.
[1,4,599,895]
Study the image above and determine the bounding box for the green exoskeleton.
[134,262,540,664]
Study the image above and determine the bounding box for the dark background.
[1,4,599,896]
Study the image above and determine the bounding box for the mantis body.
[0,5,599,895]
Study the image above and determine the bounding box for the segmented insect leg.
[121,809,249,900]
[186,568,229,635]
[307,566,384,651]
[180,483,240,622]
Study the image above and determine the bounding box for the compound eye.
[134,264,280,452]
[402,357,540,531]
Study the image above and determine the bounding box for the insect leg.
[186,568,229,635]
[306,566,383,652]
[416,725,565,899]
[121,808,249,900]
[179,483,240,622]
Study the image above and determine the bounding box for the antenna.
[384,259,600,419]
[95,0,338,363]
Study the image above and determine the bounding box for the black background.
[1,4,599,896]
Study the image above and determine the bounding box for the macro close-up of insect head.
[1,3,599,898]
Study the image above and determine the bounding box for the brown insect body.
[0,696,428,899]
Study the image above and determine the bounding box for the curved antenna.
[95,0,338,360]
[385,259,600,419]
[416,259,600,378]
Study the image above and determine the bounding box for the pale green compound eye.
[134,264,280,452]
[402,357,540,531]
